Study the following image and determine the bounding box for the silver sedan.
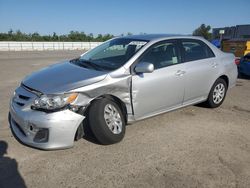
[9,34,238,150]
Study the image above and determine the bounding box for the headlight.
[32,93,78,111]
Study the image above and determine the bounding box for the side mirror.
[134,62,154,73]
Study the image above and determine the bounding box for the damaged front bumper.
[9,99,85,150]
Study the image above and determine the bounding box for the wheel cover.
[212,83,225,104]
[104,104,122,134]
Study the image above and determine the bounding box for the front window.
[138,40,180,69]
[75,38,148,71]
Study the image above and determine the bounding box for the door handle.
[175,70,186,76]
[211,62,218,68]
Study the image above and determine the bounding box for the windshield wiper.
[70,58,103,71]
[81,59,103,70]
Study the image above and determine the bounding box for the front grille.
[16,102,25,106]
[14,93,31,106]
[13,84,39,107]
[13,93,31,107]
[18,94,30,100]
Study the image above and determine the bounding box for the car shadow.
[0,140,27,188]
[194,102,208,108]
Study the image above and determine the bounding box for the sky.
[0,0,249,36]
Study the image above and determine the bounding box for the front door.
[131,40,185,120]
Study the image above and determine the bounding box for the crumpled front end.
[71,73,135,123]
[9,65,135,150]
[9,85,84,150]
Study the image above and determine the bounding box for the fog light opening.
[29,125,33,131]
[33,128,49,143]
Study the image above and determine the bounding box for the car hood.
[22,61,108,94]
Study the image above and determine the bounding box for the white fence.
[0,41,103,51]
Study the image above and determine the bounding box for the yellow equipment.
[222,40,250,57]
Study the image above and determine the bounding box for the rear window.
[181,39,215,62]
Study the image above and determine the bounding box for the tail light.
[235,58,240,65]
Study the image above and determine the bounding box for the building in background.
[212,25,250,57]
[212,24,250,40]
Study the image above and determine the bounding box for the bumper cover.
[9,100,85,150]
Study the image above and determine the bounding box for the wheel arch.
[87,94,128,124]
[218,75,229,88]
[74,94,128,141]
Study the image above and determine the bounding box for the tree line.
[0,30,115,42]
[0,24,212,42]
[192,24,212,40]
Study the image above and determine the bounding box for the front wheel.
[88,98,126,145]
[205,78,228,108]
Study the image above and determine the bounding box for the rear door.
[179,39,219,104]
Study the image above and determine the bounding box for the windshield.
[77,38,148,71]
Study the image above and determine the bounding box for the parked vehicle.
[211,39,221,48]
[239,53,250,76]
[9,34,238,150]
[222,39,250,57]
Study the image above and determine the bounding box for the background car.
[239,53,250,77]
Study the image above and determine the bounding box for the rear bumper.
[9,100,85,150]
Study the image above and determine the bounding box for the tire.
[88,98,126,145]
[205,78,228,108]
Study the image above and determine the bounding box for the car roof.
[120,34,202,41]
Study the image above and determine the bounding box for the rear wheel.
[88,98,125,145]
[205,78,227,108]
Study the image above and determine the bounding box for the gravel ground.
[0,51,250,188]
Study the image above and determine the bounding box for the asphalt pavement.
[0,51,250,188]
